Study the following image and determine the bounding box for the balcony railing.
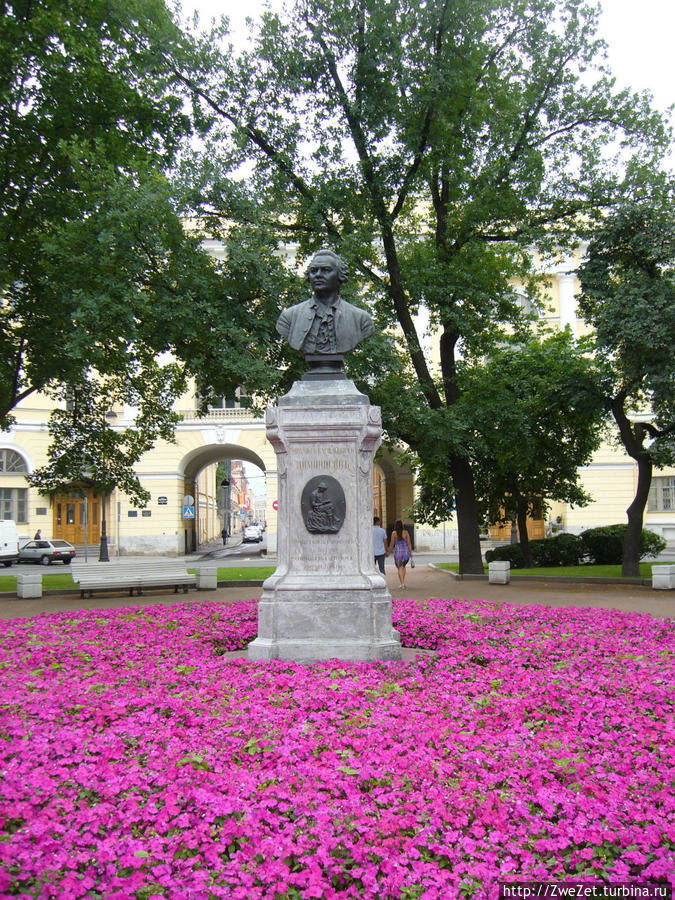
[176,407,261,422]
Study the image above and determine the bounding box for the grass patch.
[436,561,673,578]
[0,570,76,591]
[186,567,275,581]
[217,566,275,580]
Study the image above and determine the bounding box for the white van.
[0,520,20,567]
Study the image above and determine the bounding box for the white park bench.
[71,560,198,599]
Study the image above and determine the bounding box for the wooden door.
[489,515,546,541]
[53,491,100,544]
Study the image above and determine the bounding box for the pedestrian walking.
[373,516,389,575]
[221,527,228,546]
[388,519,413,590]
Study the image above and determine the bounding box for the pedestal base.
[248,581,401,662]
[247,379,401,663]
[248,637,402,662]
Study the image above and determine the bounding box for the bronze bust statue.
[276,250,374,372]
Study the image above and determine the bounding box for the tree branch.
[353,0,367,118]
[391,0,452,221]
[535,115,625,146]
[309,28,390,224]
[492,51,576,191]
[1,385,36,424]
[308,27,442,410]
[174,70,344,243]
[611,391,645,460]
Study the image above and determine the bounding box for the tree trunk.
[451,454,485,574]
[610,396,654,578]
[515,492,533,568]
[438,326,484,575]
[622,452,652,577]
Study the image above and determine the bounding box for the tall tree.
[578,201,675,577]
[0,0,189,423]
[0,0,297,476]
[179,0,670,572]
[452,332,606,566]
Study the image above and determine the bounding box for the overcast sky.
[182,0,675,115]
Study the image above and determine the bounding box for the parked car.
[0,520,20,567]
[243,525,263,543]
[19,539,76,565]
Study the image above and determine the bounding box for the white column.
[557,272,577,335]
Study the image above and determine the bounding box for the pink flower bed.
[0,597,673,898]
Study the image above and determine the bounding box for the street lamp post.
[77,408,118,563]
[220,478,230,540]
[99,490,109,562]
[97,409,117,562]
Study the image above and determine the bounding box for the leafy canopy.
[180,0,671,571]
[578,200,675,463]
[0,0,189,423]
[412,330,608,527]
[1,0,300,492]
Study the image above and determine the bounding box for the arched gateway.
[178,442,275,554]
[110,409,278,555]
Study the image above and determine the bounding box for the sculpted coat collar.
[309,295,340,317]
[276,295,375,355]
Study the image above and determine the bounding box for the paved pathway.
[1,564,671,620]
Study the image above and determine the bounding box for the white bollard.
[17,572,43,599]
[652,565,675,590]
[488,561,510,585]
[197,566,219,590]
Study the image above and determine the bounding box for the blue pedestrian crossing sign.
[183,505,195,519]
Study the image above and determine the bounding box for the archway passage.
[373,445,414,538]
[180,444,267,482]
[179,444,267,551]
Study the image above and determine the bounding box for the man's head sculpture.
[306,249,349,290]
[275,244,374,376]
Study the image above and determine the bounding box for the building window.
[203,388,250,410]
[649,476,675,512]
[515,289,533,315]
[0,449,27,473]
[0,488,27,522]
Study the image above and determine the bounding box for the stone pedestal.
[248,378,401,662]
[652,565,675,590]
[17,572,42,599]
[488,561,510,584]
[197,566,218,590]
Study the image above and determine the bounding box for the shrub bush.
[579,524,667,565]
[529,533,584,567]
[484,543,526,568]
[486,534,583,569]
